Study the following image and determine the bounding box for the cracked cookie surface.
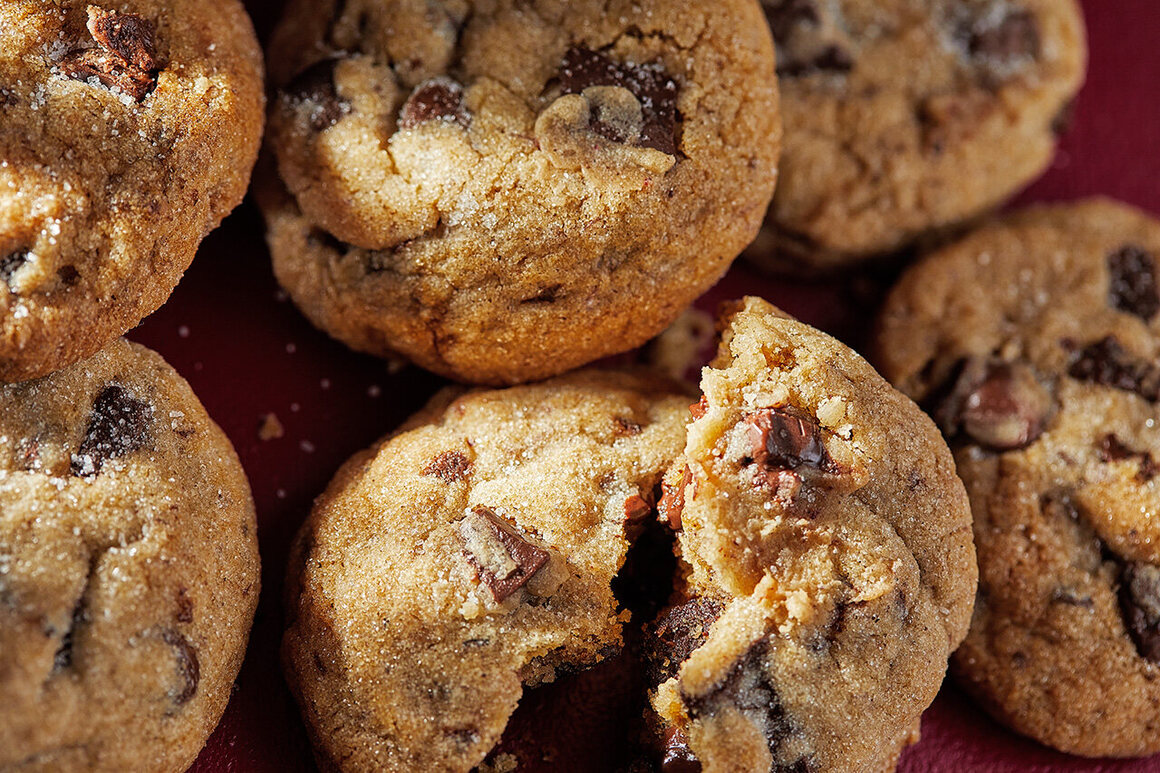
[746,0,1085,274]
[874,199,1160,756]
[0,0,264,382]
[648,297,976,772]
[0,338,259,771]
[282,369,690,771]
[259,0,781,385]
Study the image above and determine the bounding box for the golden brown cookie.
[260,0,780,384]
[0,1,264,381]
[283,370,691,771]
[0,338,260,771]
[875,199,1160,756]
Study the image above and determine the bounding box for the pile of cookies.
[4,0,1158,771]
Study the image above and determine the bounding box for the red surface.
[124,0,1160,770]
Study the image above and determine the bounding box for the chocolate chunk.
[623,494,653,535]
[777,45,854,77]
[931,358,1052,449]
[962,8,1041,63]
[61,7,157,102]
[645,597,723,684]
[762,0,820,41]
[558,46,680,155]
[1119,562,1160,664]
[661,726,701,772]
[282,58,350,132]
[159,628,200,705]
[682,640,812,770]
[459,506,550,602]
[1068,337,1160,401]
[1099,434,1158,482]
[956,361,1050,450]
[87,6,156,72]
[658,465,692,530]
[1108,245,1160,321]
[744,406,835,472]
[0,250,28,284]
[422,450,471,483]
[399,77,469,130]
[70,385,154,476]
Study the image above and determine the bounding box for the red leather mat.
[132,1,1160,770]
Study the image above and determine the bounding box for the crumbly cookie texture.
[648,297,976,772]
[0,0,264,382]
[746,0,1085,274]
[0,338,259,772]
[282,370,691,771]
[260,0,781,385]
[875,199,1160,757]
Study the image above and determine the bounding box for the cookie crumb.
[257,413,284,441]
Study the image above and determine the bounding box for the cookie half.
[260,0,781,384]
[747,0,1085,274]
[875,199,1160,757]
[0,0,264,381]
[0,338,260,771]
[648,297,976,771]
[282,370,690,771]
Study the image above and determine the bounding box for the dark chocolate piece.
[71,385,154,476]
[459,506,550,602]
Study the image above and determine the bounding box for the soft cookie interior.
[646,297,976,771]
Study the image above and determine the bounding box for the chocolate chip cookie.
[260,0,781,385]
[647,297,976,771]
[1,1,264,382]
[0,338,260,771]
[747,0,1085,274]
[874,199,1160,756]
[282,370,691,771]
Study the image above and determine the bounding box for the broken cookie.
[648,297,976,771]
[282,370,690,771]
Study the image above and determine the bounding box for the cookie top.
[875,199,1160,756]
[0,1,264,382]
[747,0,1085,273]
[282,370,690,771]
[261,0,780,385]
[648,297,976,771]
[0,338,259,771]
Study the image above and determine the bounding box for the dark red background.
[128,1,1160,770]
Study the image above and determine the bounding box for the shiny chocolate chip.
[744,406,835,472]
[558,46,680,155]
[459,506,550,602]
